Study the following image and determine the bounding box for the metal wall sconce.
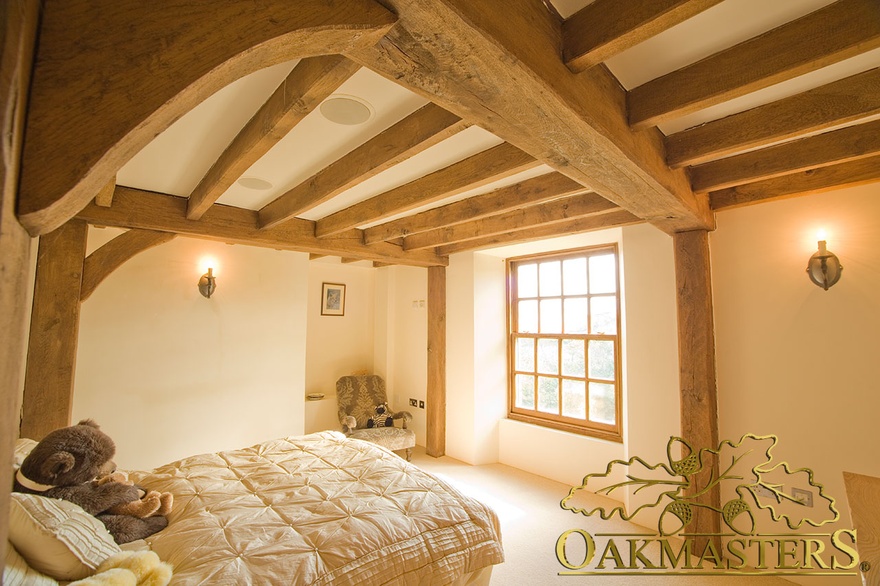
[806,240,842,290]
[198,267,216,298]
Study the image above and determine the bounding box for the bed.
[6,431,503,585]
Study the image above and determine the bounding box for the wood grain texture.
[187,55,361,220]
[426,266,446,457]
[21,220,88,441]
[259,103,467,228]
[404,192,616,250]
[80,229,177,301]
[709,154,880,210]
[690,118,880,192]
[435,209,642,255]
[844,471,880,586]
[563,0,723,72]
[363,172,586,244]
[629,0,880,129]
[665,68,880,168]
[314,142,539,237]
[0,0,40,559]
[348,0,712,234]
[18,0,396,236]
[673,230,720,544]
[76,187,448,267]
[95,177,115,207]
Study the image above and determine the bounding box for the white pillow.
[12,438,37,470]
[3,540,57,586]
[8,493,120,581]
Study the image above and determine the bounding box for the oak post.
[21,220,88,440]
[673,229,720,544]
[426,266,447,457]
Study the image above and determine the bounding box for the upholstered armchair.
[336,375,416,461]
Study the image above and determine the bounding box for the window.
[507,245,622,441]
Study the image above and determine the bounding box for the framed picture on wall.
[321,282,346,316]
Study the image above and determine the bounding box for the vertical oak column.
[21,219,88,440]
[426,265,447,457]
[673,229,720,539]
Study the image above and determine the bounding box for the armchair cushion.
[350,428,416,453]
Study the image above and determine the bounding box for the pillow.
[3,540,57,586]
[13,438,37,470]
[8,493,120,581]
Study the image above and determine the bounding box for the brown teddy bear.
[13,419,170,544]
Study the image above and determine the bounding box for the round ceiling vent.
[319,95,374,125]
[237,177,273,190]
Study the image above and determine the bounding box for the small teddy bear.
[367,402,395,428]
[96,472,173,519]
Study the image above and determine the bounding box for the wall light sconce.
[806,239,842,290]
[198,268,216,298]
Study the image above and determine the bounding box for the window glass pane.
[518,300,538,333]
[563,297,588,334]
[590,296,617,335]
[589,382,616,425]
[517,263,538,298]
[540,299,562,333]
[562,257,587,295]
[562,379,586,419]
[588,340,615,380]
[515,337,535,372]
[537,338,559,374]
[589,254,616,294]
[537,377,559,414]
[561,339,585,377]
[515,374,535,409]
[539,261,561,296]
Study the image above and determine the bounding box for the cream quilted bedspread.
[128,432,503,585]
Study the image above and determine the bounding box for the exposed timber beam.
[435,209,642,256]
[690,118,880,193]
[347,0,713,234]
[665,68,880,168]
[563,0,723,73]
[80,230,178,301]
[75,187,447,267]
[404,192,616,250]
[259,103,468,228]
[628,0,880,129]
[21,220,88,441]
[315,142,540,237]
[426,266,446,457]
[363,171,586,244]
[17,0,396,236]
[95,177,116,207]
[187,55,361,220]
[710,154,880,210]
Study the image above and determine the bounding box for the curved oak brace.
[80,229,177,302]
[17,0,396,237]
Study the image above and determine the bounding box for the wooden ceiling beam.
[348,0,712,234]
[563,0,724,73]
[17,0,397,237]
[709,153,880,210]
[362,171,586,244]
[81,230,177,301]
[314,142,539,237]
[404,192,616,250]
[75,187,447,267]
[665,67,880,168]
[259,103,467,229]
[435,209,642,256]
[187,55,361,220]
[628,0,880,129]
[690,118,880,193]
[94,178,116,208]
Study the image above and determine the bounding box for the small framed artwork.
[321,282,346,316]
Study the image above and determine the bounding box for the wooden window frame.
[506,244,623,442]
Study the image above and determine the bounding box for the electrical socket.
[791,488,814,507]
[754,485,777,499]
[418,400,425,409]
[409,398,417,407]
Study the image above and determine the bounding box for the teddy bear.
[69,550,173,586]
[367,402,395,428]
[13,419,170,544]
[97,471,173,519]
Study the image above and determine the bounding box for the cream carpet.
[410,447,803,586]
